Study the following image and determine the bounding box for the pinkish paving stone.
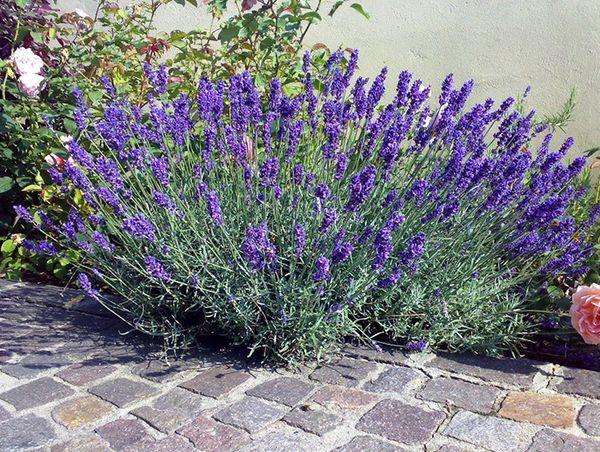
[177,416,250,451]
[0,414,56,450]
[556,368,600,399]
[179,365,252,398]
[131,405,194,434]
[89,377,157,407]
[312,385,379,410]
[237,430,322,452]
[357,399,445,445]
[0,405,11,423]
[0,377,74,410]
[131,359,195,383]
[95,418,151,450]
[52,396,114,429]
[1,351,72,379]
[343,345,410,366]
[55,359,117,386]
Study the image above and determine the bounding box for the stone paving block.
[0,404,11,423]
[344,345,410,366]
[357,399,445,444]
[237,430,322,452]
[418,377,500,413]
[131,359,195,383]
[96,418,151,450]
[55,359,118,386]
[1,351,72,379]
[435,444,472,452]
[578,404,600,436]
[310,357,378,387]
[362,366,422,394]
[312,384,379,410]
[180,365,252,398]
[213,397,287,433]
[132,405,195,434]
[0,377,74,410]
[528,428,600,452]
[499,391,574,428]
[124,435,196,452]
[89,377,157,407]
[556,367,600,399]
[283,406,339,435]
[444,411,533,452]
[427,353,540,387]
[153,386,206,411]
[177,415,250,451]
[50,434,112,452]
[334,435,405,451]
[52,396,114,429]
[246,377,315,407]
[0,414,56,450]
[0,348,15,363]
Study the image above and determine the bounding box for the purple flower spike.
[313,256,331,282]
[145,255,172,281]
[77,273,99,298]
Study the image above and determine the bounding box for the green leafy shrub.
[17,52,598,362]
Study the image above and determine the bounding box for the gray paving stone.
[89,377,157,407]
[213,397,287,433]
[427,353,540,388]
[0,348,16,363]
[180,365,252,398]
[444,411,533,452]
[0,414,56,450]
[131,359,194,383]
[55,359,118,386]
[96,418,151,450]
[283,406,339,435]
[334,435,405,451]
[556,368,600,399]
[124,435,196,452]
[357,399,445,444]
[0,405,11,423]
[344,345,410,366]
[310,357,378,387]
[528,428,600,452]
[238,430,322,452]
[177,415,250,451]
[50,434,111,452]
[362,366,422,394]
[418,377,500,413]
[1,351,72,378]
[247,377,315,406]
[153,387,206,412]
[0,377,74,410]
[578,404,600,436]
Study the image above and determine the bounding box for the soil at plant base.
[524,333,600,371]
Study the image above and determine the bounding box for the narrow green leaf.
[350,3,369,19]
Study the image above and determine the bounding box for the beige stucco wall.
[61,0,600,156]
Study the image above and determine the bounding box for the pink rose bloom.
[570,284,600,345]
[18,72,45,97]
[11,47,44,75]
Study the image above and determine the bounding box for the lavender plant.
[15,51,598,361]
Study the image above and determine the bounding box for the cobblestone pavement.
[1,279,599,451]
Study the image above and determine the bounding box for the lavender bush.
[16,51,598,361]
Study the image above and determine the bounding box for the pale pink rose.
[11,47,44,75]
[45,152,74,171]
[570,284,600,345]
[18,72,45,97]
[59,135,74,146]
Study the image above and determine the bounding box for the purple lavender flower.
[294,223,306,257]
[314,183,331,202]
[92,231,114,253]
[319,208,339,232]
[150,157,170,186]
[346,165,377,211]
[332,240,354,264]
[406,339,428,352]
[241,224,277,271]
[292,164,305,185]
[144,63,168,94]
[22,240,57,256]
[13,205,34,223]
[204,191,224,225]
[122,214,156,242]
[400,232,427,271]
[153,190,178,213]
[77,273,99,298]
[259,157,279,188]
[145,255,171,281]
[313,256,331,282]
